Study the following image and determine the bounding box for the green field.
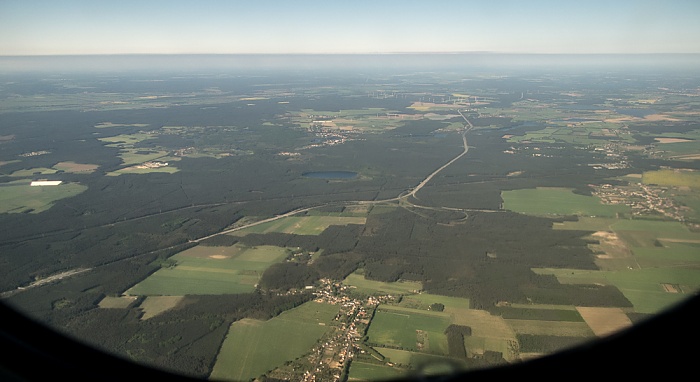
[502,187,629,217]
[9,167,57,177]
[98,296,138,309]
[347,361,405,381]
[106,165,179,176]
[344,272,422,295]
[210,301,339,381]
[492,306,584,321]
[533,267,700,314]
[126,244,288,296]
[374,348,466,375]
[643,169,700,188]
[367,305,451,355]
[505,319,594,337]
[396,293,470,311]
[0,180,88,213]
[553,216,619,231]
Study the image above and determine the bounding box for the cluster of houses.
[593,183,686,221]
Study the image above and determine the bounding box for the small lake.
[302,171,358,179]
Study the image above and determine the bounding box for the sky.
[1,0,699,55]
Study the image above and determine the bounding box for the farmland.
[232,215,367,236]
[0,180,87,213]
[343,272,422,295]
[367,305,451,354]
[126,244,288,296]
[502,187,629,217]
[210,301,339,381]
[1,55,699,381]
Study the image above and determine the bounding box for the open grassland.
[396,294,470,311]
[0,180,87,213]
[210,301,339,381]
[344,272,422,295]
[643,169,700,189]
[116,149,170,166]
[575,307,632,337]
[293,108,407,132]
[98,295,138,309]
[98,132,155,145]
[492,306,584,322]
[463,336,516,360]
[107,164,179,176]
[634,242,700,267]
[447,308,519,361]
[95,122,150,129]
[502,187,629,217]
[505,319,594,337]
[53,161,99,173]
[9,167,57,177]
[126,244,288,296]
[553,216,619,231]
[368,306,451,355]
[306,205,370,217]
[138,296,184,320]
[373,347,468,376]
[532,267,700,314]
[347,361,405,381]
[232,215,367,236]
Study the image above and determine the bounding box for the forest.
[1,65,698,379]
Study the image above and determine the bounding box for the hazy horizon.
[2,1,699,56]
[2,52,700,73]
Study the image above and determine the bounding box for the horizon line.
[3,52,700,58]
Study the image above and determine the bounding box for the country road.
[193,111,475,239]
[3,112,476,294]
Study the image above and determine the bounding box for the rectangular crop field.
[232,215,366,236]
[502,187,629,217]
[138,296,184,320]
[344,272,422,295]
[642,169,700,188]
[532,267,700,313]
[347,361,405,381]
[505,319,594,337]
[396,293,470,311]
[367,306,450,355]
[491,306,584,322]
[0,180,87,213]
[210,301,339,381]
[126,244,288,296]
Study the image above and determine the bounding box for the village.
[265,278,397,382]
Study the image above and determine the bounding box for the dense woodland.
[0,69,694,377]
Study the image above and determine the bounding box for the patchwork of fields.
[210,301,340,381]
[126,244,288,296]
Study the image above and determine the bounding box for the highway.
[4,112,476,293]
[196,110,475,238]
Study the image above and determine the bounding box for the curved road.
[196,111,474,240]
[6,112,476,293]
[404,115,471,200]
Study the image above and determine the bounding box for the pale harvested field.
[506,319,594,337]
[661,283,680,293]
[654,138,693,143]
[672,154,700,160]
[575,307,632,337]
[98,295,138,309]
[605,114,679,123]
[177,245,243,259]
[139,296,185,320]
[448,308,515,339]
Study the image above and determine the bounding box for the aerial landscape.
[1,1,699,381]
